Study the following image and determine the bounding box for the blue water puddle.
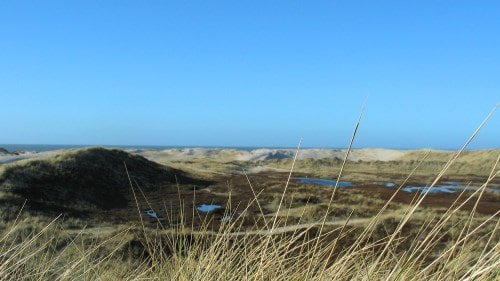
[197,204,222,212]
[297,177,499,194]
[448,186,500,193]
[298,177,352,187]
[145,209,158,218]
[401,185,500,194]
[145,209,166,221]
[402,186,455,194]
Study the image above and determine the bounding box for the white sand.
[0,147,418,166]
[134,148,412,162]
[0,150,61,164]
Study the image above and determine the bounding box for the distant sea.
[0,144,298,153]
[0,144,472,153]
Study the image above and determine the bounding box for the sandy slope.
[2,147,497,169]
[0,150,62,164]
[132,148,412,162]
[141,147,499,163]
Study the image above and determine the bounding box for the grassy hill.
[0,147,209,220]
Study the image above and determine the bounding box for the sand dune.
[131,148,412,162]
[0,147,210,220]
[3,147,496,167]
[0,150,61,164]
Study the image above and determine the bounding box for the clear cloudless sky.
[0,1,498,149]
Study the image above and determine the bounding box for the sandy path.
[191,217,371,237]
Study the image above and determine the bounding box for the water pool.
[197,204,222,212]
[298,177,352,187]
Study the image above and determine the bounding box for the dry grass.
[0,108,498,280]
[264,149,500,182]
[0,176,497,280]
[0,147,212,222]
[134,148,500,182]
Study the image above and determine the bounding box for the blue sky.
[0,1,498,149]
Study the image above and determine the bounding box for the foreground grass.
[0,184,498,280]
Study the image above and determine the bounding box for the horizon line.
[1,143,498,152]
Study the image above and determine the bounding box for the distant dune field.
[129,148,500,182]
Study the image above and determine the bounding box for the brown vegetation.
[0,146,498,280]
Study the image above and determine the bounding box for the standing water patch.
[145,209,159,218]
[298,177,352,187]
[402,186,455,194]
[401,183,500,194]
[197,204,222,212]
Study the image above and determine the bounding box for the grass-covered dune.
[261,149,500,182]
[0,147,210,221]
[135,148,500,184]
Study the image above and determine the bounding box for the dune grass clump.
[0,147,211,222]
